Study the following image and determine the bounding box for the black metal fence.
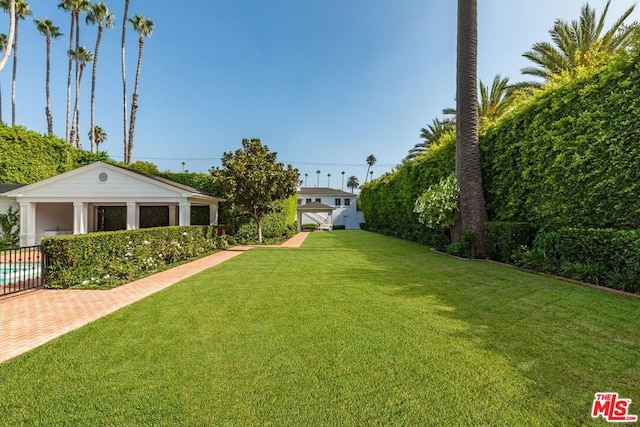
[0,245,45,297]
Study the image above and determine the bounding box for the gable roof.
[297,201,335,211]
[3,162,224,201]
[298,187,355,197]
[0,184,25,194]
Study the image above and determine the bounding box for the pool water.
[0,263,42,285]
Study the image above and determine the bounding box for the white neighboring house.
[296,187,363,230]
[0,161,224,247]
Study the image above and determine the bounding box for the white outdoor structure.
[297,187,364,230]
[0,162,224,246]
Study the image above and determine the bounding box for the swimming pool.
[0,263,42,285]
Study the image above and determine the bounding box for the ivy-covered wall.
[360,132,454,231]
[0,126,78,184]
[482,41,640,230]
[361,37,640,233]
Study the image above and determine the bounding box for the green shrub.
[43,225,230,289]
[332,224,346,230]
[485,222,535,263]
[519,228,640,293]
[0,206,19,248]
[302,223,317,231]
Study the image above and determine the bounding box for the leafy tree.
[521,0,637,81]
[365,154,376,183]
[126,14,153,164]
[0,206,19,248]
[211,138,299,243]
[456,0,488,256]
[347,175,359,193]
[414,173,459,241]
[0,0,30,126]
[34,18,62,134]
[68,46,92,149]
[128,160,159,175]
[86,2,114,153]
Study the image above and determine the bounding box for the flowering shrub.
[414,173,459,232]
[43,225,231,289]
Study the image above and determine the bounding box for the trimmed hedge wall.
[482,40,640,230]
[360,133,455,232]
[485,222,535,263]
[43,225,231,289]
[516,228,640,293]
[0,126,78,184]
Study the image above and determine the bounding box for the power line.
[112,155,396,168]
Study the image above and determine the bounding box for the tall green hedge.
[0,126,78,184]
[361,36,640,235]
[360,132,455,231]
[482,40,640,230]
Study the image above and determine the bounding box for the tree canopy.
[211,138,299,243]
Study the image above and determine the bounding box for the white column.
[126,202,138,230]
[73,202,88,235]
[179,202,191,226]
[19,202,36,246]
[169,204,177,226]
[209,204,219,225]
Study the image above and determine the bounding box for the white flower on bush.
[182,232,188,236]
[414,173,459,231]
[143,240,150,245]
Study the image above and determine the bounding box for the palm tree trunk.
[73,64,84,149]
[127,36,144,164]
[10,16,18,126]
[90,24,103,153]
[65,13,74,143]
[0,0,13,73]
[45,36,53,134]
[0,84,3,124]
[456,0,488,256]
[121,0,129,163]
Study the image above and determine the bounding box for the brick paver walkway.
[0,232,309,364]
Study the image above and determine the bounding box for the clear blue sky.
[4,0,638,187]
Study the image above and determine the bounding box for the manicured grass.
[0,231,638,425]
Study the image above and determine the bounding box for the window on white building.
[315,198,321,203]
[306,198,312,204]
[335,198,341,206]
[344,198,351,206]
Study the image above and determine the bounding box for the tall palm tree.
[88,124,106,150]
[0,0,31,126]
[315,169,320,187]
[0,33,7,124]
[521,0,637,81]
[406,117,456,161]
[347,175,359,194]
[304,173,308,187]
[68,46,92,149]
[121,0,129,160]
[57,0,89,143]
[86,2,114,153]
[34,19,62,135]
[327,173,331,187]
[126,14,153,164]
[341,171,345,190]
[456,0,488,256]
[365,154,376,183]
[0,0,13,73]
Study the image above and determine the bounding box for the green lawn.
[0,231,638,425]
